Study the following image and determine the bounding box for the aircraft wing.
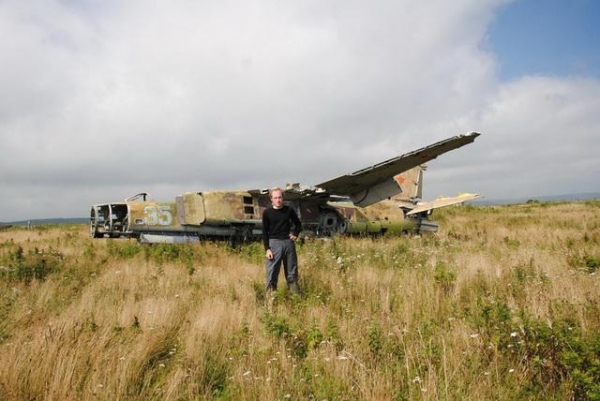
[315,132,480,207]
[405,193,481,216]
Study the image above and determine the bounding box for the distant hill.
[474,192,600,206]
[0,217,88,227]
[1,192,598,227]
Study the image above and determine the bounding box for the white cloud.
[0,0,598,220]
[470,76,600,197]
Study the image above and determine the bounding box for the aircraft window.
[243,196,254,215]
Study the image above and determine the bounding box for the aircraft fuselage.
[90,190,427,244]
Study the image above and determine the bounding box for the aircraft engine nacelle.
[317,210,347,236]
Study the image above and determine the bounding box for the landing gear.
[228,225,254,248]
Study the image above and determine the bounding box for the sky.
[1,0,599,221]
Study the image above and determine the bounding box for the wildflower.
[509,369,515,373]
[510,332,518,337]
[243,371,251,376]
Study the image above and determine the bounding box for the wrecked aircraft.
[90,132,481,243]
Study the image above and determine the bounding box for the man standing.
[262,187,302,295]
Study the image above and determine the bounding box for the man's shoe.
[289,282,301,297]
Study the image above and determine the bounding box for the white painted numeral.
[143,205,173,226]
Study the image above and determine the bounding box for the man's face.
[270,190,284,209]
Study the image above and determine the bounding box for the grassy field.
[1,201,599,400]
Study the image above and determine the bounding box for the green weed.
[0,245,63,284]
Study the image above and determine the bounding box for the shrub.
[0,246,63,284]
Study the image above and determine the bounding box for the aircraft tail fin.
[393,165,425,202]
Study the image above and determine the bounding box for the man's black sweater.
[262,206,302,250]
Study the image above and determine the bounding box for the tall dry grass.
[0,201,599,400]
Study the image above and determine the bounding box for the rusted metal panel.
[203,191,250,224]
[179,192,205,225]
[360,201,405,221]
[256,196,271,218]
[299,202,321,223]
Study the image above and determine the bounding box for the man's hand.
[289,233,297,241]
[266,249,273,260]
